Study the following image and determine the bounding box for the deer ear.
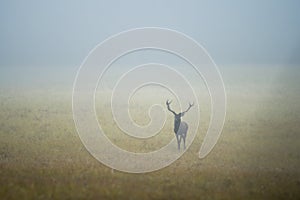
[181,112,185,117]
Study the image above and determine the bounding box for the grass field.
[0,66,299,199]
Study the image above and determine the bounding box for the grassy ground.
[0,66,299,199]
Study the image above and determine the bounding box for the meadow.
[0,66,299,199]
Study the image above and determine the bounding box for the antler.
[166,100,176,115]
[182,102,194,114]
[166,99,172,105]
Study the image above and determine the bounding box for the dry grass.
[0,66,299,199]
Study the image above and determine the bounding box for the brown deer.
[166,100,194,150]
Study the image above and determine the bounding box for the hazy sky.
[1,0,300,67]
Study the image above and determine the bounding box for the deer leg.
[183,135,186,150]
[176,134,180,150]
[178,135,183,151]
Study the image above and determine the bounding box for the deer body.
[166,100,193,150]
[176,121,188,150]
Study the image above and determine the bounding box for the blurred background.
[0,0,299,87]
[0,1,299,199]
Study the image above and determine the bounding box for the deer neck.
[174,117,181,133]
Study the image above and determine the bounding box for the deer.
[166,100,194,150]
